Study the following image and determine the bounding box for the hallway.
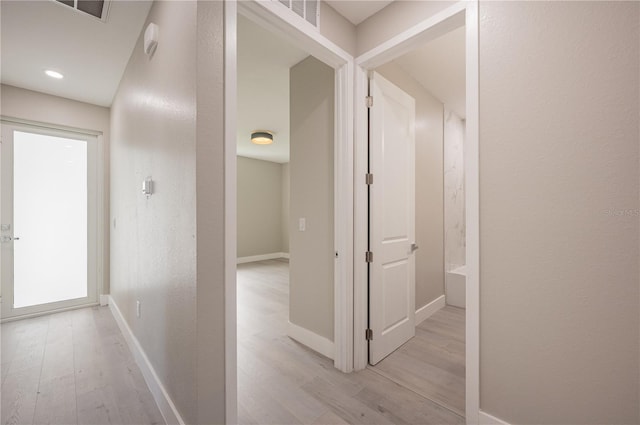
[1,307,164,425]
[237,259,464,424]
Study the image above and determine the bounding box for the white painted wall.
[289,56,335,342]
[0,84,110,294]
[376,62,445,310]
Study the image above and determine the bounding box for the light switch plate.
[142,178,154,195]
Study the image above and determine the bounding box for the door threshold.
[1,301,100,323]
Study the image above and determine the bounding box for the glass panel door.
[13,131,88,307]
[1,123,98,319]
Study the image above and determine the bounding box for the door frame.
[0,117,105,321]
[224,1,355,422]
[353,1,480,423]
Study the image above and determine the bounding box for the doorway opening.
[366,21,467,415]
[235,8,341,423]
[354,2,480,421]
[1,122,101,321]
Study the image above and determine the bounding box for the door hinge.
[366,96,373,108]
[365,251,373,263]
[365,173,373,185]
[366,329,373,340]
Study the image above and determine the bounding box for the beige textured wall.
[376,63,445,310]
[479,2,639,423]
[282,162,290,253]
[237,156,284,258]
[356,1,455,56]
[110,2,203,422]
[1,84,111,294]
[194,1,227,422]
[289,56,335,341]
[319,1,356,56]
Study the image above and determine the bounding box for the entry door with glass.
[1,123,98,320]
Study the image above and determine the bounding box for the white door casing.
[368,72,416,365]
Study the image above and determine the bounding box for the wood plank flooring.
[238,259,465,425]
[369,306,465,416]
[2,260,464,425]
[1,306,164,425]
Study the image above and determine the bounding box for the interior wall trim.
[108,296,185,425]
[415,295,446,325]
[237,252,289,264]
[479,411,512,425]
[287,320,335,360]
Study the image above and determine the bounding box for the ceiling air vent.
[278,0,319,28]
[54,0,110,22]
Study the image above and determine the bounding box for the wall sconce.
[144,23,159,56]
[251,131,273,145]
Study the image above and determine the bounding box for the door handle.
[1,236,19,243]
[411,243,419,252]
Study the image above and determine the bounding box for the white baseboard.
[237,252,289,264]
[287,321,334,360]
[99,294,109,306]
[415,294,446,325]
[108,296,185,425]
[479,411,511,425]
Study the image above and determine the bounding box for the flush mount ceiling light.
[251,131,274,145]
[45,70,64,79]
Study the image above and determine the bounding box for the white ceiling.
[237,15,308,164]
[325,0,394,25]
[1,0,152,107]
[393,26,466,118]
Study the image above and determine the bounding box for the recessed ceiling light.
[45,70,64,79]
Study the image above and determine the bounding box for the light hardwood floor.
[2,260,464,425]
[369,306,465,416]
[238,259,465,425]
[1,306,164,425]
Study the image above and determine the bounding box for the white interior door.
[368,72,416,365]
[1,122,98,320]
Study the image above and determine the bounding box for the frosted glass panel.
[13,131,87,308]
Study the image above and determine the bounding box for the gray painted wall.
[376,63,445,310]
[289,56,335,341]
[478,2,639,423]
[282,162,290,253]
[194,2,227,422]
[319,1,357,56]
[110,2,226,423]
[356,1,456,56]
[237,156,285,257]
